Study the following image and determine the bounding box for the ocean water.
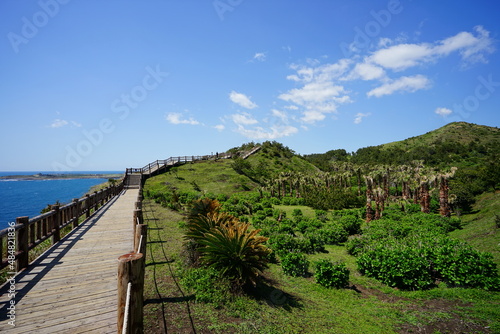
[0,171,123,231]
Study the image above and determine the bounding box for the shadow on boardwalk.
[0,192,121,322]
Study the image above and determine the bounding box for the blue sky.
[1,0,499,171]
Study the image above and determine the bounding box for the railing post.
[117,252,144,334]
[52,205,61,244]
[85,194,91,218]
[134,224,147,255]
[133,209,143,228]
[16,216,29,272]
[72,198,80,228]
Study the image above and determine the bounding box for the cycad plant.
[198,223,271,287]
[186,211,236,242]
[185,198,272,288]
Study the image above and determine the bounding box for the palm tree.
[364,176,375,223]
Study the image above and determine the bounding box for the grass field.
[140,155,500,333]
[142,195,500,333]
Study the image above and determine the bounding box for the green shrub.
[281,253,309,277]
[355,233,500,291]
[296,218,323,234]
[273,209,287,220]
[181,267,231,305]
[269,234,317,255]
[345,235,367,256]
[338,215,361,235]
[318,223,348,245]
[315,210,329,222]
[292,208,304,224]
[432,238,500,290]
[356,241,435,290]
[314,260,350,288]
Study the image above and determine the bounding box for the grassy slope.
[146,159,259,196]
[450,191,500,267]
[381,122,500,151]
[142,157,500,333]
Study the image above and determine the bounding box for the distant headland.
[0,172,123,181]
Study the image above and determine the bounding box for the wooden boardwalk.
[0,188,138,333]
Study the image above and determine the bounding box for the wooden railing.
[126,152,232,177]
[118,182,147,333]
[0,180,125,272]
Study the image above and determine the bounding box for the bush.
[338,215,362,235]
[181,267,230,305]
[356,241,435,290]
[268,234,317,255]
[281,253,309,277]
[296,218,323,234]
[432,238,500,290]
[345,235,367,256]
[291,208,304,223]
[355,233,500,291]
[314,260,350,288]
[315,210,329,222]
[318,223,348,245]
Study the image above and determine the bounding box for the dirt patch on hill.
[351,284,491,334]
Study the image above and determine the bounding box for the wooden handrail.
[126,152,233,177]
[0,180,125,271]
[118,184,147,333]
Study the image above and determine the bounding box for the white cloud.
[214,124,225,131]
[368,26,494,71]
[434,107,453,117]
[279,81,346,106]
[344,62,386,81]
[231,112,258,126]
[301,110,326,123]
[50,119,68,128]
[271,109,289,123]
[229,91,258,109]
[369,43,433,71]
[279,60,352,124]
[367,75,431,97]
[253,52,266,62]
[165,112,200,125]
[378,37,392,48]
[71,121,82,128]
[235,124,298,140]
[354,112,371,124]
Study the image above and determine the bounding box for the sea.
[0,171,123,231]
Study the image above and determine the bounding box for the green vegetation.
[142,126,500,333]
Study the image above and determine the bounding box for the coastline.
[0,173,123,181]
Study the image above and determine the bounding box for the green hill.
[144,141,320,208]
[141,134,500,333]
[304,122,500,168]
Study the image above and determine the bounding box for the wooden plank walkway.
[0,189,138,333]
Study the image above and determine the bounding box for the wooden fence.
[126,152,232,177]
[118,180,147,333]
[0,180,125,272]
